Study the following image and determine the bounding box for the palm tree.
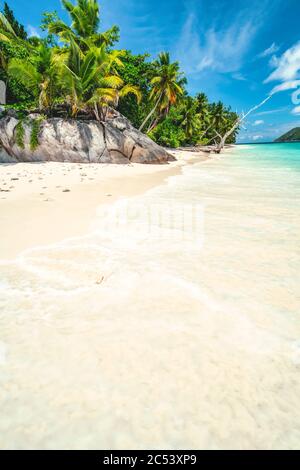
[7,43,60,110]
[59,40,141,119]
[139,52,184,132]
[210,101,228,133]
[180,97,201,140]
[195,93,213,140]
[46,0,119,50]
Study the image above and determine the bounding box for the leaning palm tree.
[139,52,184,132]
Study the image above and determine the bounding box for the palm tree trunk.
[199,123,212,140]
[93,103,100,121]
[139,92,163,132]
[147,116,159,133]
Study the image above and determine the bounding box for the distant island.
[275,127,300,143]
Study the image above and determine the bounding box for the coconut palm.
[59,40,141,119]
[139,52,184,132]
[7,43,60,110]
[195,93,213,140]
[210,101,228,133]
[46,0,119,50]
[180,97,201,140]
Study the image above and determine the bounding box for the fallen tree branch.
[215,94,272,152]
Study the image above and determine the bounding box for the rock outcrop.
[0,110,175,164]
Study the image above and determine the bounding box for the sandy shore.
[1,143,300,449]
[0,149,206,259]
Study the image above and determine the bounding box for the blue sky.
[7,0,300,142]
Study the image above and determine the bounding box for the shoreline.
[0,149,207,260]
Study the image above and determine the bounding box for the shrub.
[149,119,186,148]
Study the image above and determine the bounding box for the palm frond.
[8,59,41,94]
[119,84,142,103]
[0,12,17,37]
[99,75,124,89]
[0,32,10,41]
[88,87,118,105]
[48,20,75,43]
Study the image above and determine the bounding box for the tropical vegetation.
[0,0,239,148]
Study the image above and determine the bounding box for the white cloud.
[292,106,300,115]
[27,25,40,38]
[270,80,300,95]
[292,88,300,105]
[258,42,279,58]
[174,12,259,75]
[253,120,264,126]
[252,135,263,141]
[265,41,300,83]
[269,54,280,68]
[232,73,247,81]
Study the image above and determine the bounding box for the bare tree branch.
[215,94,272,153]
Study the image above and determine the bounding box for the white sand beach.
[0,150,204,259]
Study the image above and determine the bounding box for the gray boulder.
[0,110,175,164]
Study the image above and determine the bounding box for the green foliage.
[149,118,186,148]
[0,39,34,103]
[30,117,44,151]
[15,120,25,148]
[275,127,300,142]
[41,12,59,46]
[3,102,32,117]
[117,51,155,127]
[13,116,44,150]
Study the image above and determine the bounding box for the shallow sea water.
[0,143,300,449]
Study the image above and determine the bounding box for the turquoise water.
[236,143,300,169]
[0,143,300,449]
